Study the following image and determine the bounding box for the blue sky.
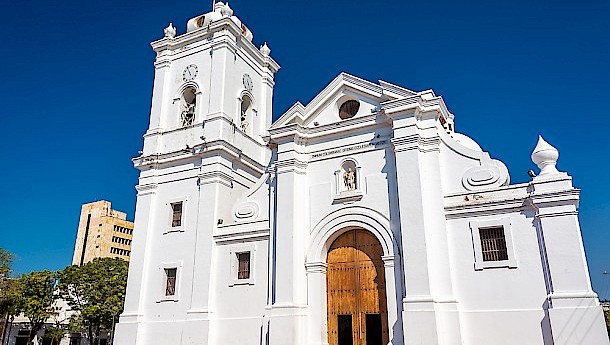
[1,0,609,299]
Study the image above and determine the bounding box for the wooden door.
[327,229,389,345]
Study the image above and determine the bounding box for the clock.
[183,64,198,81]
[242,73,253,91]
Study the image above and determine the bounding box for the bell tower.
[114,3,279,345]
[141,1,280,162]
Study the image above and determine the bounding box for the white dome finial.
[164,22,176,39]
[260,42,271,56]
[531,135,560,176]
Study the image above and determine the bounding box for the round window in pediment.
[339,100,360,119]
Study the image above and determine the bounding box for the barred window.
[237,252,251,280]
[479,226,508,262]
[171,202,183,227]
[165,268,177,296]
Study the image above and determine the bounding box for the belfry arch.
[305,207,403,345]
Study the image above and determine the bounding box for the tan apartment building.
[72,200,134,265]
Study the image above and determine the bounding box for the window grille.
[237,252,250,279]
[479,226,508,261]
[165,268,177,296]
[171,202,183,227]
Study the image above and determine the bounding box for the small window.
[339,100,360,119]
[165,268,177,296]
[237,252,251,279]
[469,217,517,270]
[171,202,183,227]
[479,227,508,262]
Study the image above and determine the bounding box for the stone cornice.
[382,92,452,121]
[214,219,270,244]
[444,184,581,219]
[268,113,387,144]
[305,262,328,274]
[133,138,265,174]
[275,158,308,175]
[135,183,158,196]
[392,134,441,153]
[198,171,234,188]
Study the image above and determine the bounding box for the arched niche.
[333,158,363,202]
[180,86,197,127]
[238,91,256,135]
[173,82,202,128]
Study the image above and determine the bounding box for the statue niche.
[180,87,197,127]
[240,95,252,132]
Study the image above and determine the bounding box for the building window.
[171,202,183,227]
[469,217,517,270]
[339,100,360,119]
[165,268,177,296]
[479,227,509,262]
[229,245,255,286]
[237,252,251,279]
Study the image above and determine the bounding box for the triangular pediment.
[272,73,419,130]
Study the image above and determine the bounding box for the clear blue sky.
[1,0,609,299]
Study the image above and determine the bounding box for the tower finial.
[164,23,176,39]
[531,135,560,177]
[260,42,271,56]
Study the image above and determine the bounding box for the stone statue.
[241,111,249,131]
[181,101,195,126]
[343,168,356,190]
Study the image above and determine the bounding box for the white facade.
[114,4,609,345]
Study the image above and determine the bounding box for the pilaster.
[530,174,609,345]
[390,111,462,345]
[114,183,158,345]
[306,262,329,345]
[268,148,309,345]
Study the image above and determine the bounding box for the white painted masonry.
[113,3,609,345]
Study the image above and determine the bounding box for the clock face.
[183,65,198,81]
[243,74,253,91]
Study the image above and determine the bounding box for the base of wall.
[549,305,609,345]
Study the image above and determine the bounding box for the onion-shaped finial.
[260,42,271,56]
[531,135,560,176]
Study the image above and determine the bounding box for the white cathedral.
[113,3,609,345]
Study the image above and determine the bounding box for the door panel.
[327,229,389,345]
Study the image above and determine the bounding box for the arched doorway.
[326,229,389,345]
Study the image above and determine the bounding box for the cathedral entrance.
[326,229,389,345]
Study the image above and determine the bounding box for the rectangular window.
[237,252,251,279]
[171,202,183,227]
[479,226,508,262]
[165,268,177,296]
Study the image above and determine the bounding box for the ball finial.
[531,135,560,177]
